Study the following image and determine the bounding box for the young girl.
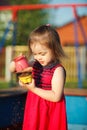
[18,25,67,130]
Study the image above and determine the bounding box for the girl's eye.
[33,52,46,56]
[33,53,36,56]
[41,53,46,56]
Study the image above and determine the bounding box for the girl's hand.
[9,61,16,72]
[19,78,35,91]
[21,67,33,73]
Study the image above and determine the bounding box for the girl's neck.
[43,60,59,69]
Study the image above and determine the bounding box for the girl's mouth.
[39,61,44,64]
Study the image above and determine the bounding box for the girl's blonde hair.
[28,25,66,62]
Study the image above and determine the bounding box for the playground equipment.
[0,3,87,88]
[0,3,87,130]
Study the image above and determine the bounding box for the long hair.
[28,25,66,63]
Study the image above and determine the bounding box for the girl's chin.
[40,63,46,66]
[41,63,49,67]
[40,63,45,66]
[39,61,51,67]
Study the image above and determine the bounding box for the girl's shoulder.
[55,64,66,77]
[51,63,66,77]
[51,63,63,70]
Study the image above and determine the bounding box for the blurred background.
[0,0,87,130]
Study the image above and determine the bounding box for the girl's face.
[30,43,54,66]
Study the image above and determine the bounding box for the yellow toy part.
[19,75,32,84]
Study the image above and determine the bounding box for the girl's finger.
[21,67,33,72]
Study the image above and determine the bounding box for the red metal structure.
[0,4,87,21]
[0,3,87,88]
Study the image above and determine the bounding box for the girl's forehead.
[30,43,49,53]
[31,43,47,50]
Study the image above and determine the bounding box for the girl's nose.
[35,55,41,61]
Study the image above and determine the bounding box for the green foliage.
[10,0,41,5]
[0,81,10,89]
[65,79,87,89]
[0,0,49,46]
[0,80,18,89]
[16,9,48,45]
[0,79,87,89]
[10,0,49,45]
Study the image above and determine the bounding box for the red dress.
[22,61,67,130]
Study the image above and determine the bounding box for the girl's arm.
[19,66,66,102]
